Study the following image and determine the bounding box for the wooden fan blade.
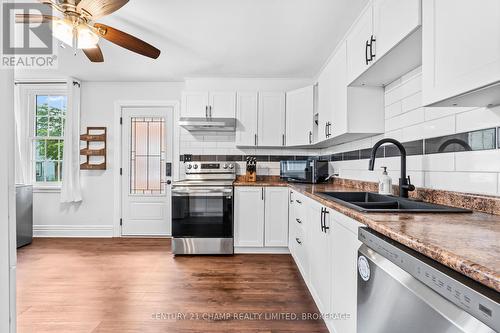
[15,13,54,24]
[94,23,161,59]
[83,45,104,63]
[77,0,129,19]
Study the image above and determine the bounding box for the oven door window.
[172,194,233,238]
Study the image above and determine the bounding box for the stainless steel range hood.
[179,117,236,132]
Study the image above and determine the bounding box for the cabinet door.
[234,187,264,247]
[307,202,331,313]
[236,92,258,146]
[329,42,349,139]
[286,86,314,146]
[423,0,500,105]
[181,91,209,117]
[329,221,362,333]
[209,91,236,118]
[264,187,289,247]
[346,4,373,84]
[258,92,286,147]
[373,0,421,60]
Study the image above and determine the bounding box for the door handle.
[295,199,302,204]
[282,134,285,146]
[296,218,302,224]
[309,131,312,144]
[323,209,330,232]
[320,207,325,232]
[365,39,370,65]
[295,238,302,245]
[254,134,257,146]
[325,123,328,138]
[369,35,376,62]
[209,105,213,118]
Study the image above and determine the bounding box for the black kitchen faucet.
[368,138,415,198]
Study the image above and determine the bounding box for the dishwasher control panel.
[359,227,499,332]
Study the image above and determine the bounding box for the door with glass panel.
[121,107,173,236]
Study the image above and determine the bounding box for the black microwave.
[280,160,329,183]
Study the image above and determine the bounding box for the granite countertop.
[234,177,500,292]
[233,176,289,187]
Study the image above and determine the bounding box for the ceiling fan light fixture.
[52,20,99,49]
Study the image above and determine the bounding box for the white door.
[307,202,332,313]
[373,0,421,60]
[121,107,173,236]
[286,86,314,146]
[181,91,209,117]
[236,92,258,146]
[234,187,265,247]
[346,4,373,84]
[264,187,289,247]
[258,92,286,147]
[209,91,236,118]
[422,0,500,105]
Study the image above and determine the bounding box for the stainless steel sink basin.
[317,192,472,213]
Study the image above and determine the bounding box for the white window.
[20,84,68,187]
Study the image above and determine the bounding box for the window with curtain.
[33,94,67,183]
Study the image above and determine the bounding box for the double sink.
[317,192,471,213]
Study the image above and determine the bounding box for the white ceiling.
[17,0,368,81]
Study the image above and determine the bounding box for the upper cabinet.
[316,41,385,145]
[258,92,286,147]
[181,91,236,118]
[286,86,315,146]
[236,92,258,146]
[347,0,422,87]
[422,0,500,107]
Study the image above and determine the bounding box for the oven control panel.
[185,162,235,174]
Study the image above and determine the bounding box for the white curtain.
[14,84,29,185]
[60,78,82,203]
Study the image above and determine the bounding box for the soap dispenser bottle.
[379,167,392,195]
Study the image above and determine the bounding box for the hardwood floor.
[17,238,328,333]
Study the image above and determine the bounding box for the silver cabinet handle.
[261,187,264,200]
[296,218,302,224]
[282,134,285,146]
[309,131,312,144]
[295,199,302,204]
[254,134,257,146]
[295,238,302,245]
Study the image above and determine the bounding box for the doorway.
[120,106,174,236]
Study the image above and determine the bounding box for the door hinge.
[120,218,123,226]
[120,117,123,125]
[120,168,123,175]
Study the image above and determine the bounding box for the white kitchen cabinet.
[264,187,289,247]
[286,86,314,146]
[181,91,235,118]
[234,187,265,247]
[328,211,363,333]
[422,0,500,107]
[235,186,288,251]
[288,191,309,280]
[258,92,286,147]
[347,0,422,87]
[317,41,385,145]
[306,201,331,314]
[181,91,209,118]
[346,4,374,84]
[236,92,258,146]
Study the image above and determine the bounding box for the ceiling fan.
[15,0,161,62]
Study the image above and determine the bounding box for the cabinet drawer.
[291,224,308,280]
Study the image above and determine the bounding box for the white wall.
[33,82,184,236]
[325,67,500,196]
[0,69,16,333]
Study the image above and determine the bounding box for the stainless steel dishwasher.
[357,228,499,333]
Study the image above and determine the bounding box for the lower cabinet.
[307,200,332,314]
[234,186,289,251]
[288,191,363,333]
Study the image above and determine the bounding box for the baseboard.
[33,225,114,238]
[234,247,290,254]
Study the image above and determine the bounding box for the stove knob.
[222,163,228,169]
[186,164,192,169]
[193,164,198,169]
[228,163,234,169]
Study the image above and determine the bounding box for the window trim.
[20,84,68,189]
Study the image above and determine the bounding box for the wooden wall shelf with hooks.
[80,127,107,170]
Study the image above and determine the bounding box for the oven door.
[172,187,233,238]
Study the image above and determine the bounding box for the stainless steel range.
[171,162,236,255]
